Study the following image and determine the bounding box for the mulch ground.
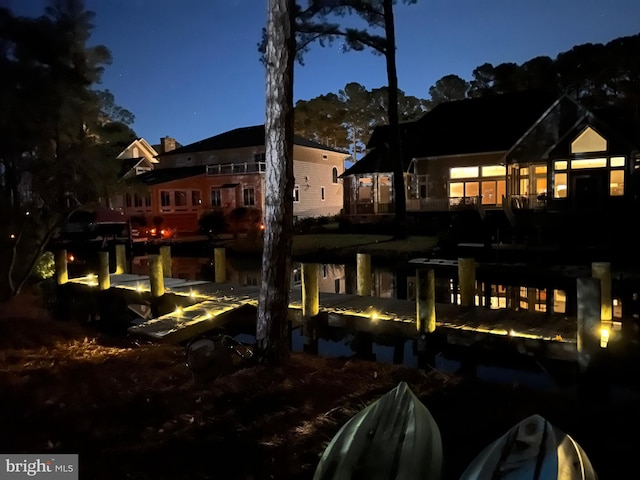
[1,292,638,479]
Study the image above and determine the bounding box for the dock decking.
[67,273,578,360]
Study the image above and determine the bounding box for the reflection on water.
[131,255,591,317]
[127,255,640,389]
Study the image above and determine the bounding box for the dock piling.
[458,257,476,307]
[356,253,372,296]
[115,244,127,275]
[160,245,172,278]
[149,254,165,298]
[591,262,612,328]
[416,268,436,334]
[98,251,110,290]
[55,249,68,285]
[214,247,226,283]
[301,263,319,353]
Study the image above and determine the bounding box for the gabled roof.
[136,165,206,185]
[157,124,348,156]
[343,91,559,177]
[117,138,160,163]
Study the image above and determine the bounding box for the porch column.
[373,174,378,214]
[576,278,601,369]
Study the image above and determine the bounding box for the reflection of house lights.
[600,328,610,348]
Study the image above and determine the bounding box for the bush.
[198,211,227,240]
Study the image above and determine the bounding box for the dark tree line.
[428,33,640,109]
[0,0,136,300]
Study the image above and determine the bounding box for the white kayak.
[460,414,598,479]
[313,381,443,480]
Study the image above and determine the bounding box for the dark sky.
[6,0,640,148]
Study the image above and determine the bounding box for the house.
[116,138,159,179]
[341,91,640,246]
[121,125,348,235]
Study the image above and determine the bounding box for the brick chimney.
[160,136,176,153]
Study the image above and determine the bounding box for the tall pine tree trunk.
[383,0,408,238]
[256,0,296,365]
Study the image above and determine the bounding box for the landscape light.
[600,327,610,348]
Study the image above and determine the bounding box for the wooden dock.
[67,273,579,360]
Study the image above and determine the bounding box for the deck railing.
[206,162,266,175]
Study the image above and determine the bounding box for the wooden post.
[576,278,601,367]
[416,268,436,334]
[214,247,226,283]
[159,245,171,278]
[55,249,68,285]
[356,252,371,296]
[149,254,164,298]
[592,262,612,328]
[114,244,127,275]
[98,251,110,290]
[458,257,476,307]
[301,263,319,354]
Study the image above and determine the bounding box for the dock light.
[9,234,15,239]
[68,254,75,262]
[174,306,183,316]
[136,283,143,293]
[88,274,98,286]
[189,290,197,298]
[205,312,212,319]
[600,327,610,348]
[371,310,379,322]
[509,329,516,337]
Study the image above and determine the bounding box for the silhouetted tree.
[427,73,470,107]
[0,0,135,300]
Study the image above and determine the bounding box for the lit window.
[610,170,624,196]
[554,173,567,198]
[449,182,464,198]
[535,166,547,174]
[571,126,607,153]
[450,166,479,179]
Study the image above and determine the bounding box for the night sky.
[6,0,640,147]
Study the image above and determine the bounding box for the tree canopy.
[294,82,426,159]
[0,0,136,300]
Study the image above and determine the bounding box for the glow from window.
[554,161,568,170]
[481,165,506,177]
[571,158,606,169]
[610,156,625,167]
[535,166,547,174]
[450,166,479,179]
[610,170,625,196]
[554,173,567,198]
